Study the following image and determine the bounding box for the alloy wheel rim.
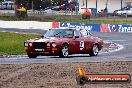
[62,46,68,57]
[93,45,99,55]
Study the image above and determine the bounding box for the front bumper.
[25,47,59,56]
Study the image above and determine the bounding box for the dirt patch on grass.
[0,61,132,88]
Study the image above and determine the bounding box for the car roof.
[50,28,76,30]
[50,28,91,32]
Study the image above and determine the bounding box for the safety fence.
[0,21,131,33]
[28,10,76,15]
[53,22,132,33]
[0,21,53,30]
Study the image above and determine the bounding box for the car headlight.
[47,42,50,47]
[29,42,33,46]
[52,42,57,47]
[24,42,28,47]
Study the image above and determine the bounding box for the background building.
[79,0,132,13]
[0,0,14,10]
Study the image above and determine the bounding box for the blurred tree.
[31,0,66,10]
[15,0,72,10]
[0,0,3,9]
[0,0,3,2]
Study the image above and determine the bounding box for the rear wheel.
[59,44,69,58]
[123,13,127,17]
[89,44,99,56]
[27,54,37,58]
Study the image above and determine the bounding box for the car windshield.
[45,29,73,38]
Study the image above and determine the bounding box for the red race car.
[24,28,104,58]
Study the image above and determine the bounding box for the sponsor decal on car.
[35,49,45,51]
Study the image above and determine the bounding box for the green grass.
[56,18,132,24]
[0,16,132,24]
[0,16,56,22]
[0,32,40,55]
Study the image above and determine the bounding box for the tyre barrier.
[34,11,46,15]
[28,11,46,15]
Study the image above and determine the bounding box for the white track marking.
[100,42,124,54]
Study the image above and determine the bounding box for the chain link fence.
[0,10,132,21]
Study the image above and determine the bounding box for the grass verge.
[56,18,132,24]
[0,16,132,24]
[0,32,40,55]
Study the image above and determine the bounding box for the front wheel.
[27,54,37,58]
[59,44,69,58]
[89,44,99,56]
[121,13,127,17]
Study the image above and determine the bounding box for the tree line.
[20,0,75,10]
[0,0,75,10]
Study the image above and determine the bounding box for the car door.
[85,35,95,53]
[79,29,93,54]
[69,30,81,54]
[78,29,88,54]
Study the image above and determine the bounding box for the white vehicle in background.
[0,1,15,10]
[116,8,132,16]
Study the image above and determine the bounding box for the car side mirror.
[89,32,92,36]
[75,36,79,39]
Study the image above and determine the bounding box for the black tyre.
[89,44,99,56]
[123,13,127,17]
[27,54,37,58]
[121,13,127,17]
[59,44,69,58]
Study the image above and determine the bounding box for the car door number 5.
[80,41,84,50]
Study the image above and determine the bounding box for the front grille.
[33,42,46,49]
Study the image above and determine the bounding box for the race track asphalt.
[0,28,132,64]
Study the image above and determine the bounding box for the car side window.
[74,30,81,37]
[80,29,89,37]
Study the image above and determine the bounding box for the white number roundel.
[80,41,84,50]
